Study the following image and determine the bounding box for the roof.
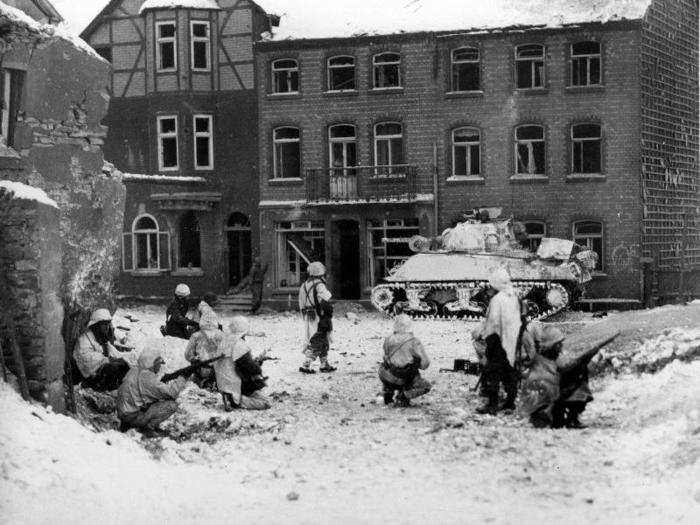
[254,0,653,41]
[139,0,220,13]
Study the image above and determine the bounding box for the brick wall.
[0,194,64,410]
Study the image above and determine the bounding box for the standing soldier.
[229,257,269,314]
[298,261,332,372]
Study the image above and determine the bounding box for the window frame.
[514,124,546,176]
[128,214,165,272]
[450,47,481,92]
[272,126,301,179]
[193,114,214,170]
[570,41,601,87]
[572,220,604,271]
[451,126,481,177]
[326,55,356,92]
[571,123,603,174]
[373,122,405,176]
[367,218,421,286]
[190,20,211,72]
[275,221,325,289]
[515,43,545,90]
[271,58,300,94]
[372,52,402,90]
[156,21,177,72]
[157,115,179,171]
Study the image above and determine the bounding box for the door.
[332,220,361,299]
[228,230,251,288]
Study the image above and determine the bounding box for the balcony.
[305,165,421,205]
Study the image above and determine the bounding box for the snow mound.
[0,180,58,208]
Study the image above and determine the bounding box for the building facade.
[81,0,274,298]
[255,0,698,306]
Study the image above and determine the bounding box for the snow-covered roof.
[122,173,206,183]
[255,0,653,41]
[0,1,106,61]
[139,0,220,13]
[0,180,58,208]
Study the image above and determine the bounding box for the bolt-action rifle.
[161,355,224,383]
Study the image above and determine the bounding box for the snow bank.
[0,180,58,208]
[139,0,220,13]
[256,0,653,41]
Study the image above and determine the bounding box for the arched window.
[571,41,601,86]
[515,125,545,175]
[374,122,404,176]
[573,220,603,270]
[515,44,545,89]
[327,56,355,91]
[571,123,602,174]
[123,214,171,272]
[272,59,299,93]
[451,47,480,92]
[373,52,401,89]
[178,211,201,269]
[273,126,300,179]
[452,127,480,176]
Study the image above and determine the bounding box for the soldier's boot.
[318,357,337,373]
[383,391,395,405]
[222,393,235,412]
[476,393,498,415]
[565,405,587,429]
[394,392,411,407]
[499,381,518,412]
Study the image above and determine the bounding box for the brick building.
[81,0,276,298]
[254,0,698,306]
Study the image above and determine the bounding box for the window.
[571,41,601,86]
[515,125,545,176]
[515,44,545,89]
[373,52,401,89]
[157,116,179,170]
[122,214,171,272]
[368,218,420,285]
[573,221,603,270]
[523,221,546,251]
[193,115,213,169]
[329,124,357,198]
[273,127,300,178]
[276,221,325,288]
[178,211,201,269]
[374,122,405,176]
[451,47,480,92]
[571,124,602,174]
[0,68,24,147]
[93,46,112,63]
[156,21,177,71]
[190,21,211,71]
[452,127,480,176]
[272,59,299,93]
[327,55,355,91]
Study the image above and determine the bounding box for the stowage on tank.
[370,209,598,320]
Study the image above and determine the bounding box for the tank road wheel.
[422,300,440,319]
[371,285,395,314]
[545,283,570,313]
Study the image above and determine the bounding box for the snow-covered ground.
[1,304,699,524]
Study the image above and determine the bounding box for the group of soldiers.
[72,259,595,437]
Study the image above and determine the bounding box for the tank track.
[370,281,572,321]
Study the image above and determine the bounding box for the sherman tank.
[370,209,598,320]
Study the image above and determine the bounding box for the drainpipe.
[432,141,439,235]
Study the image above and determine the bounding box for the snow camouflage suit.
[298,277,332,351]
[379,332,431,401]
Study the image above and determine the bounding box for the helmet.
[540,326,565,349]
[199,311,219,332]
[87,308,112,327]
[307,261,326,277]
[202,291,218,307]
[393,314,413,334]
[229,315,250,334]
[488,267,512,291]
[137,347,162,369]
[174,283,191,297]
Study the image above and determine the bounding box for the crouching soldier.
[299,300,336,374]
[117,348,186,435]
[163,284,199,339]
[378,314,431,407]
[73,308,130,392]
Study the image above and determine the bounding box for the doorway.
[226,212,252,288]
[332,219,360,299]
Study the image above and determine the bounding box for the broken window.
[368,218,420,285]
[571,41,601,86]
[572,123,602,173]
[327,55,355,91]
[373,52,401,89]
[374,122,404,176]
[0,68,24,147]
[275,221,325,288]
[193,114,213,169]
[522,220,546,251]
[272,59,299,93]
[178,211,201,269]
[190,21,211,71]
[451,47,480,92]
[515,44,545,89]
[452,127,480,176]
[573,221,603,270]
[157,116,179,170]
[156,22,177,71]
[273,127,300,178]
[515,125,545,175]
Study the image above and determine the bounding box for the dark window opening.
[179,211,201,268]
[272,59,299,93]
[573,221,603,270]
[572,124,602,173]
[571,41,601,86]
[516,125,545,175]
[273,127,300,178]
[191,22,210,70]
[373,53,401,88]
[0,68,25,147]
[158,116,178,169]
[328,56,355,91]
[516,44,545,89]
[157,22,176,71]
[451,48,480,91]
[452,127,480,176]
[523,221,546,251]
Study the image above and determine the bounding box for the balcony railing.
[305,165,418,204]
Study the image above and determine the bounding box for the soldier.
[163,284,199,339]
[299,299,336,373]
[298,261,332,370]
[229,257,269,314]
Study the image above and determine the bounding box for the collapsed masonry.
[0,3,125,412]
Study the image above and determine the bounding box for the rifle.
[161,355,224,383]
